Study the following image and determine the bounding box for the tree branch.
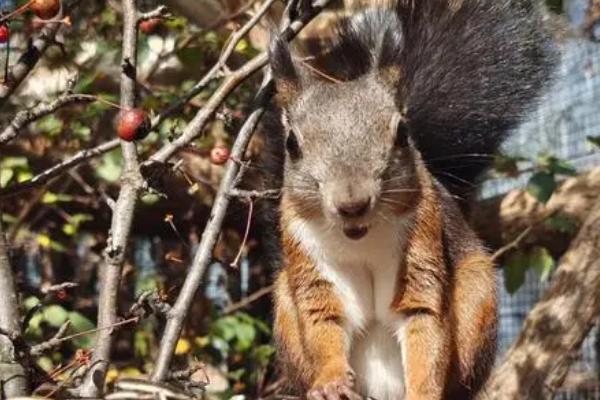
[137,5,169,23]
[0,217,28,397]
[0,94,96,146]
[0,139,120,199]
[223,285,274,315]
[78,0,144,397]
[150,0,331,380]
[481,201,600,399]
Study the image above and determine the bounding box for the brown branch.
[481,201,600,399]
[150,0,331,381]
[228,188,281,199]
[230,198,254,267]
[491,226,534,262]
[0,217,28,397]
[29,321,71,357]
[137,5,169,23]
[223,285,274,314]
[0,139,120,199]
[78,0,144,397]
[0,94,96,145]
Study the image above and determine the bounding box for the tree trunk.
[480,201,600,399]
[0,218,28,397]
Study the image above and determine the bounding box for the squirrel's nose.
[336,198,371,218]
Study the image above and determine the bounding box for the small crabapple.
[30,0,61,20]
[117,108,151,142]
[210,146,230,165]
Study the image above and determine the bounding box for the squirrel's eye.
[286,130,302,161]
[394,121,409,148]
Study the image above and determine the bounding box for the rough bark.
[78,0,144,396]
[0,218,28,397]
[472,166,600,253]
[480,201,600,399]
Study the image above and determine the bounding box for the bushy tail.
[316,0,557,195]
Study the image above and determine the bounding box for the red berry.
[210,146,230,165]
[117,108,151,142]
[56,289,68,300]
[0,24,9,44]
[30,0,61,20]
[140,18,161,34]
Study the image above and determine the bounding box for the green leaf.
[63,223,76,236]
[37,356,55,372]
[163,16,188,30]
[234,323,256,352]
[37,115,63,137]
[589,136,600,149]
[95,149,123,183]
[42,192,73,204]
[70,121,92,140]
[529,246,555,282]
[527,172,557,204]
[547,157,577,177]
[134,331,150,358]
[63,213,93,235]
[43,305,69,328]
[212,316,237,342]
[67,311,95,348]
[141,193,161,205]
[253,344,275,367]
[25,313,43,339]
[24,296,41,310]
[504,250,529,294]
[211,336,230,356]
[16,171,33,182]
[492,154,526,177]
[0,169,13,187]
[544,215,578,235]
[1,157,28,169]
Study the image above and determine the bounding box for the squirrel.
[263,1,557,399]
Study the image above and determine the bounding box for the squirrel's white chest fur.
[289,217,412,400]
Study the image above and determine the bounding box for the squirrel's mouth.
[343,224,369,240]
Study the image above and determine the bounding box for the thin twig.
[137,5,169,23]
[57,317,138,343]
[223,285,274,314]
[0,139,120,198]
[0,94,96,145]
[230,198,253,267]
[29,321,71,357]
[228,188,281,199]
[491,210,558,262]
[40,282,78,295]
[491,226,534,262]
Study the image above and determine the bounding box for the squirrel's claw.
[307,382,362,400]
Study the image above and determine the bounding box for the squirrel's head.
[270,37,422,241]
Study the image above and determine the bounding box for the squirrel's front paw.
[308,364,360,400]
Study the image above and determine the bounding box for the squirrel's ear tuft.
[269,36,301,106]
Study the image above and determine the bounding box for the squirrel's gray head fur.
[268,2,556,238]
[270,12,420,239]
